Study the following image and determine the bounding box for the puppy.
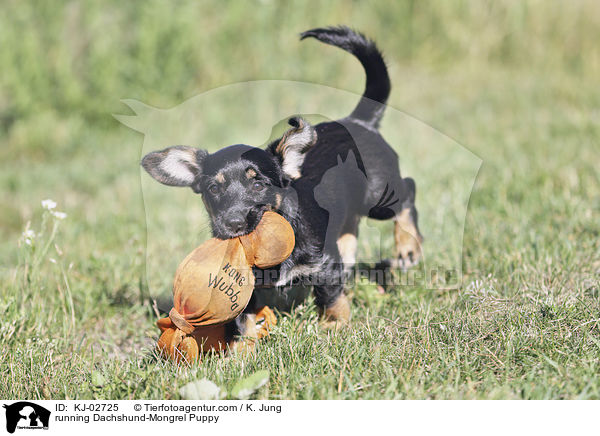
[142,26,423,344]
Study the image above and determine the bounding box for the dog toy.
[157,211,294,362]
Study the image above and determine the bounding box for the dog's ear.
[267,117,317,180]
[141,146,207,188]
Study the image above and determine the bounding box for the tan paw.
[319,294,351,329]
[394,208,423,270]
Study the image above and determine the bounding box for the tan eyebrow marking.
[246,168,257,179]
[215,172,225,183]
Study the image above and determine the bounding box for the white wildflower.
[49,258,57,264]
[51,211,67,220]
[22,229,35,239]
[41,199,57,210]
[21,229,35,246]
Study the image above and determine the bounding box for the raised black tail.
[300,26,391,129]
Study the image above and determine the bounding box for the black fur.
[141,26,422,340]
[301,26,391,128]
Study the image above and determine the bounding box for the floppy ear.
[141,146,207,188]
[267,117,317,180]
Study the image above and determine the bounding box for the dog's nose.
[225,216,246,233]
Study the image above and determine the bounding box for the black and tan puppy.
[142,26,423,342]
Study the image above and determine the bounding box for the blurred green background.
[2,0,598,260]
[1,1,599,399]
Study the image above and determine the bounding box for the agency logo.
[2,402,50,434]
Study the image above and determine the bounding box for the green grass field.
[1,0,599,399]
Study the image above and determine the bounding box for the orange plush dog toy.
[157,211,294,363]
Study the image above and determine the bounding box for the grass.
[1,0,600,399]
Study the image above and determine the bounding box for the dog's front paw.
[228,306,277,356]
[319,320,347,331]
[255,305,277,339]
[228,338,257,357]
[319,294,351,329]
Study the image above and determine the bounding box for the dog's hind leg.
[368,176,423,272]
[393,204,423,269]
[392,178,423,269]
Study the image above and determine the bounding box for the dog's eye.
[207,184,219,195]
[252,181,265,191]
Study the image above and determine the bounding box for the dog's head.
[141,117,316,239]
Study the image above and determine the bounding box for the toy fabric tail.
[301,25,391,129]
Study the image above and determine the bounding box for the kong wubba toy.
[157,211,295,363]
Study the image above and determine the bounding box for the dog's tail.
[300,26,391,129]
